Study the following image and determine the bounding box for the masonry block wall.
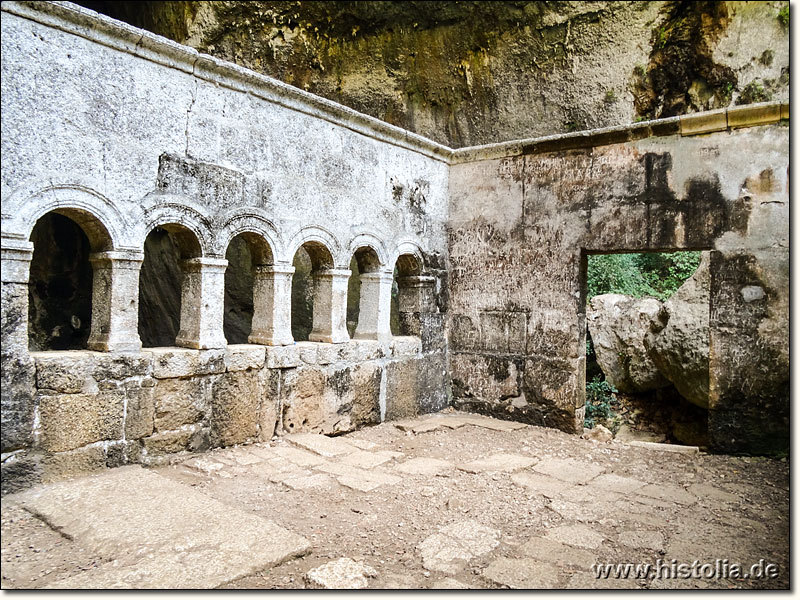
[0,2,789,492]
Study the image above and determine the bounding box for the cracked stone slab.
[459,416,527,432]
[636,483,697,506]
[304,558,377,589]
[548,499,618,523]
[417,520,500,574]
[281,473,334,491]
[482,557,559,589]
[271,445,329,467]
[510,472,573,498]
[554,485,620,504]
[544,524,605,550]
[532,458,605,484]
[458,453,537,473]
[15,466,309,589]
[284,433,358,458]
[344,439,379,450]
[618,530,665,551]
[520,536,596,568]
[181,456,229,476]
[395,457,454,476]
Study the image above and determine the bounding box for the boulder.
[587,294,670,393]
[645,252,710,409]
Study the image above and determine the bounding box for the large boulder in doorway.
[645,252,711,409]
[587,295,670,394]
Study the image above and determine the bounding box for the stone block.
[281,365,363,435]
[33,351,97,393]
[210,370,261,447]
[482,558,559,589]
[450,354,519,403]
[351,361,382,428]
[38,391,125,452]
[727,103,781,129]
[142,425,203,456]
[265,344,302,369]
[679,108,727,136]
[153,376,211,431]
[391,336,422,357]
[125,386,155,440]
[385,353,448,420]
[258,368,280,440]
[224,345,266,372]
[450,314,480,352]
[93,353,152,381]
[1,353,36,452]
[149,348,225,379]
[41,444,107,484]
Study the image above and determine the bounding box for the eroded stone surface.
[482,557,559,589]
[533,458,605,484]
[304,558,377,589]
[459,453,537,473]
[544,524,605,550]
[417,520,500,574]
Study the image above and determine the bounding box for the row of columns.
[1,239,434,354]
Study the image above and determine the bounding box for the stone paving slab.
[337,450,393,470]
[532,458,605,484]
[459,453,537,473]
[281,473,334,491]
[510,471,573,498]
[315,462,401,492]
[285,433,358,458]
[395,457,454,476]
[618,530,665,551]
[554,485,620,504]
[304,558,377,589]
[519,536,596,568]
[635,483,696,506]
[271,445,330,467]
[482,557,559,588]
[687,483,740,503]
[545,524,605,550]
[13,466,309,589]
[587,473,647,494]
[417,520,500,574]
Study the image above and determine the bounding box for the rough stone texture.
[37,392,124,453]
[210,370,262,446]
[532,458,604,485]
[152,376,211,432]
[618,530,665,551]
[304,558,377,589]
[582,424,612,443]
[483,558,559,589]
[384,353,448,421]
[587,294,670,393]
[72,1,789,147]
[449,124,788,453]
[417,520,500,574]
[544,524,605,550]
[519,536,596,568]
[510,472,573,499]
[645,252,711,408]
[458,453,536,474]
[395,457,453,477]
[12,466,310,588]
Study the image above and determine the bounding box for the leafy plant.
[584,375,618,428]
[737,80,771,105]
[777,5,789,27]
[587,251,701,302]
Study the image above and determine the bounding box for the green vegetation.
[737,80,772,105]
[604,89,617,103]
[584,375,618,429]
[777,5,789,27]
[586,251,701,302]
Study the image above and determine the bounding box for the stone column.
[175,257,228,349]
[354,270,394,342]
[249,264,295,346]
[87,250,144,353]
[1,240,34,355]
[397,275,437,313]
[309,268,350,344]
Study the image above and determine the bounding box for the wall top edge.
[2,2,787,167]
[1,0,455,163]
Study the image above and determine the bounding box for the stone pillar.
[397,275,437,313]
[1,240,34,355]
[175,257,228,349]
[87,250,144,353]
[1,238,37,453]
[249,264,295,346]
[309,268,350,344]
[354,270,394,342]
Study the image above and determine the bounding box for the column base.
[309,331,350,344]
[175,335,228,350]
[87,337,143,353]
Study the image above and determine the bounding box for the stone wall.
[447,109,789,453]
[1,340,437,493]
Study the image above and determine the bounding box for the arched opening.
[348,246,389,340]
[223,232,274,344]
[28,210,112,351]
[291,241,334,342]
[391,253,423,336]
[138,224,202,347]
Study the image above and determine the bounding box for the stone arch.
[389,240,432,336]
[347,233,389,273]
[7,181,126,252]
[286,226,340,269]
[141,200,214,258]
[391,240,426,276]
[217,211,283,265]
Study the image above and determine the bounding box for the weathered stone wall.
[1,1,450,492]
[447,111,789,453]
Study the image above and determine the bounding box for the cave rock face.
[645,253,711,409]
[587,294,670,394]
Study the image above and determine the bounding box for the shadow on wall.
[28,213,93,351]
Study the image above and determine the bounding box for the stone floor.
[1,410,789,589]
